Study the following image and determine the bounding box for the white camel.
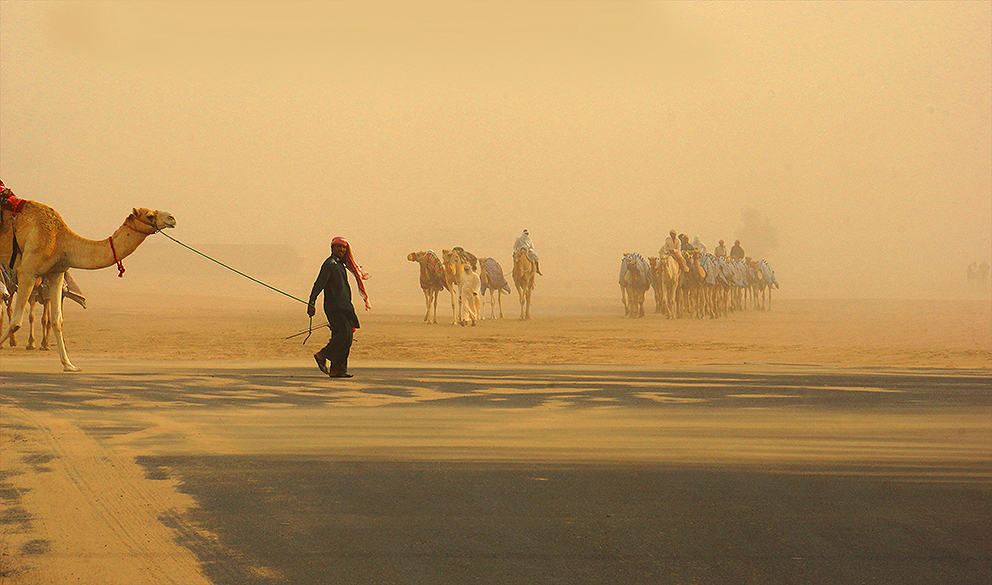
[442,248,476,325]
[512,247,536,320]
[655,254,682,318]
[0,192,175,371]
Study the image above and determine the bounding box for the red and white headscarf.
[331,236,371,311]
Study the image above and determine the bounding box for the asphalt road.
[2,362,990,584]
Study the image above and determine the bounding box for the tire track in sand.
[0,405,212,585]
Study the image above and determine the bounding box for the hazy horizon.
[2,1,990,307]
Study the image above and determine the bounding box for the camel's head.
[132,208,177,231]
[407,252,418,262]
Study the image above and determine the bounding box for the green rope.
[159,231,311,306]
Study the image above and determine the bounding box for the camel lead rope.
[159,231,310,305]
[158,231,322,340]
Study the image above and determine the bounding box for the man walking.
[308,236,370,378]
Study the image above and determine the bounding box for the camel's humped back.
[18,200,74,234]
[12,200,82,258]
[0,199,99,273]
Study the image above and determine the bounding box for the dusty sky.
[1,1,990,307]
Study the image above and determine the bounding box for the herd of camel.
[407,246,536,326]
[0,184,779,372]
[620,250,779,319]
[0,184,537,370]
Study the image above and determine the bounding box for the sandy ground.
[2,295,990,369]
[0,295,989,584]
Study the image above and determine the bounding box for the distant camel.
[648,257,664,313]
[407,250,447,324]
[619,253,651,318]
[458,264,481,326]
[512,247,536,320]
[442,248,476,325]
[655,254,681,318]
[0,191,175,371]
[749,259,779,311]
[479,256,510,319]
[679,251,708,318]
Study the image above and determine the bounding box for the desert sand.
[1,293,989,584]
[3,293,990,369]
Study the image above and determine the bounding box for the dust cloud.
[1,1,990,311]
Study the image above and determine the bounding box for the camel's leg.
[497,291,503,319]
[5,301,15,347]
[525,285,532,320]
[0,275,38,347]
[45,273,79,371]
[27,299,37,349]
[0,300,10,347]
[422,287,431,322]
[41,300,52,350]
[450,287,459,325]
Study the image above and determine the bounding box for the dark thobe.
[309,255,360,373]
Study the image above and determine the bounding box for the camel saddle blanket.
[481,257,510,294]
[422,250,446,290]
[619,253,651,289]
[759,259,780,289]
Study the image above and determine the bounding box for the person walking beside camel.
[308,236,371,378]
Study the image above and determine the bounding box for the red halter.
[108,212,159,277]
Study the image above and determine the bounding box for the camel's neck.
[64,217,154,271]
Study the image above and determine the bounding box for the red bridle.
[108,211,160,277]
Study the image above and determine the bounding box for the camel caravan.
[407,246,517,326]
[0,180,175,371]
[623,233,779,319]
[407,230,539,325]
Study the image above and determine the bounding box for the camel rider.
[692,235,707,255]
[659,229,687,272]
[730,239,745,259]
[679,234,693,253]
[513,229,542,276]
[714,240,727,258]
